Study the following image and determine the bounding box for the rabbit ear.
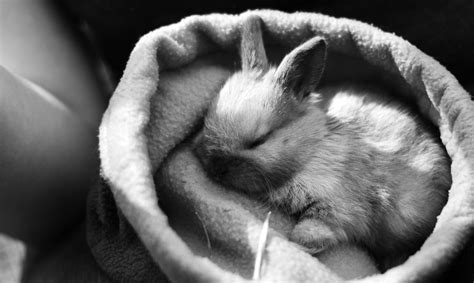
[240,16,269,72]
[275,37,327,98]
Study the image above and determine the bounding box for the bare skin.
[0,0,107,245]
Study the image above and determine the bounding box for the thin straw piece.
[253,211,272,280]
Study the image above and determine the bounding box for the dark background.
[59,0,474,92]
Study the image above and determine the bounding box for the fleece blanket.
[87,10,474,282]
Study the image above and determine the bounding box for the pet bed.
[87,10,474,282]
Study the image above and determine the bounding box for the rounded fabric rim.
[98,9,474,282]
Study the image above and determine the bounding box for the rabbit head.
[194,17,328,194]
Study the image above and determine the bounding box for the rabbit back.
[269,85,451,263]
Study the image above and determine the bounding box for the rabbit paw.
[290,218,339,254]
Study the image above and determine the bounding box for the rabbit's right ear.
[240,16,269,72]
[275,37,327,99]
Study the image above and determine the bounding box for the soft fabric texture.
[87,10,474,282]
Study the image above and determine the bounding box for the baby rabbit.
[193,16,451,268]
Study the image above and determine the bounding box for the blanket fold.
[87,10,474,282]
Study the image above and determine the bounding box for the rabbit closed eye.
[193,16,451,269]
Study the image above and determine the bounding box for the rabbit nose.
[214,166,230,179]
[209,156,231,177]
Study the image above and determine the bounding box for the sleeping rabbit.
[193,16,451,269]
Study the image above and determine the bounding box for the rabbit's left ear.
[240,16,269,72]
[275,37,327,99]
